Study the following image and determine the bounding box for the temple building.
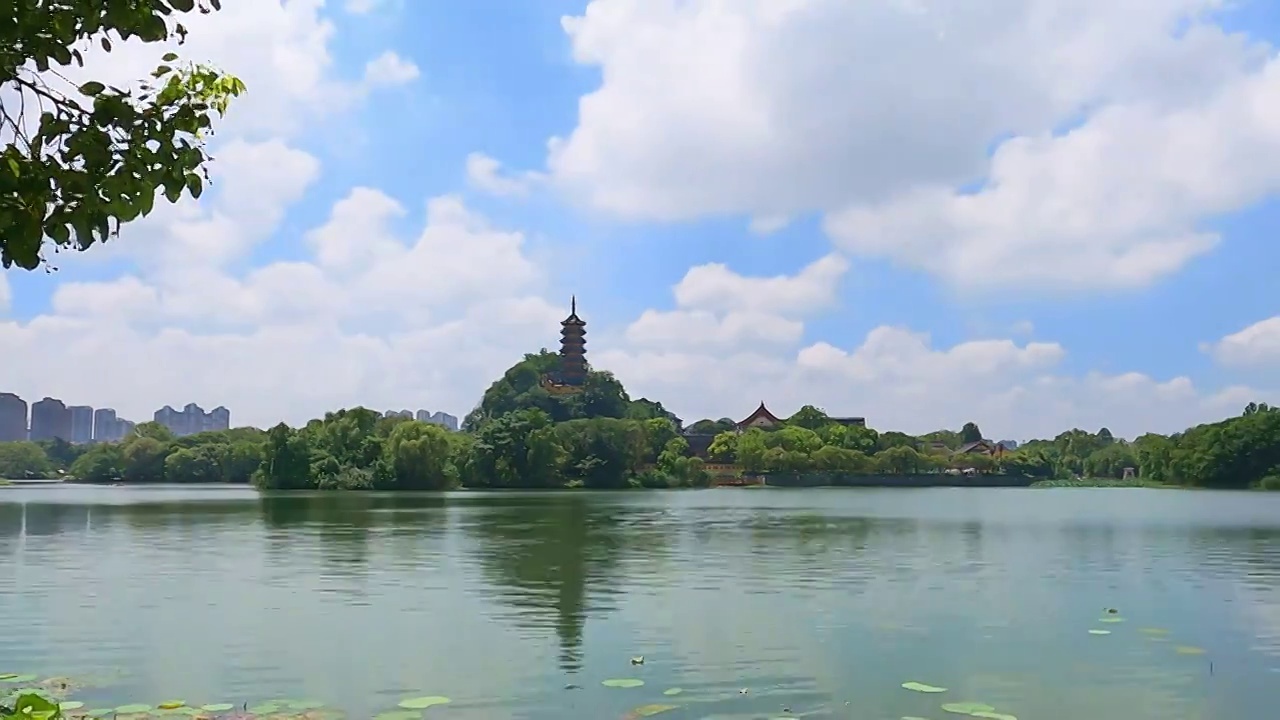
[542,296,589,395]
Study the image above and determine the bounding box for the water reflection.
[455,493,631,672]
[0,486,1278,719]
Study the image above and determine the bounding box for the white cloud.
[362,50,421,87]
[1207,316,1280,367]
[673,253,848,315]
[0,274,9,314]
[598,325,1263,441]
[543,0,1280,290]
[465,153,545,197]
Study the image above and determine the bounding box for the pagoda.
[542,296,588,394]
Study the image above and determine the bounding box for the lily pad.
[630,703,678,717]
[1138,627,1170,635]
[248,703,281,714]
[86,709,115,718]
[373,712,421,720]
[397,696,451,709]
[1088,629,1111,635]
[59,701,85,711]
[903,717,932,720]
[158,700,186,709]
[1098,617,1125,623]
[115,704,154,714]
[1175,646,1206,655]
[942,702,996,715]
[602,679,645,688]
[1,674,36,683]
[902,681,947,693]
[662,688,683,696]
[972,713,1017,720]
[200,704,235,712]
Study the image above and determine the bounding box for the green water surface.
[1,485,1278,719]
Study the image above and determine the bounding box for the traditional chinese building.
[736,402,783,431]
[541,296,589,395]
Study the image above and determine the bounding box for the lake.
[2,485,1279,720]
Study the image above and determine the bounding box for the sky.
[2,0,1279,441]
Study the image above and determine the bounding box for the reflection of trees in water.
[456,493,636,672]
[258,492,452,590]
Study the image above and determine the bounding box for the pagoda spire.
[558,296,587,386]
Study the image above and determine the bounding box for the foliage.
[959,422,983,444]
[1,691,62,719]
[2,0,245,269]
[0,441,53,478]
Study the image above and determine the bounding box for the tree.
[959,422,983,444]
[2,0,246,269]
[0,442,53,478]
[786,405,830,430]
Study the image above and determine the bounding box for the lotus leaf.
[249,703,282,714]
[662,688,683,696]
[59,701,85,710]
[902,717,932,720]
[1088,629,1111,635]
[630,703,678,717]
[115,704,154,714]
[397,696,451,709]
[1138,627,1169,635]
[373,712,421,720]
[972,713,1017,720]
[602,679,645,688]
[941,702,995,715]
[2,674,36,683]
[902,681,947,693]
[159,700,186,709]
[1175,646,1206,655]
[200,704,235,712]
[0,674,15,680]
[87,709,115,718]
[1098,617,1125,623]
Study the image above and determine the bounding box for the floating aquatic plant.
[157,700,186,709]
[1175,646,1206,655]
[1,674,37,683]
[115,704,154,714]
[602,679,645,688]
[396,695,451,709]
[200,704,235,712]
[59,700,85,710]
[941,702,996,715]
[902,681,947,693]
[1088,629,1111,635]
[628,703,678,717]
[661,688,683,696]
[287,700,326,710]
[971,712,1017,720]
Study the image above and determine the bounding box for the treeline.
[1,351,1276,490]
[0,424,266,484]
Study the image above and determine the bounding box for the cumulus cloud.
[465,153,545,197]
[362,50,421,88]
[542,0,1280,290]
[1207,316,1280,368]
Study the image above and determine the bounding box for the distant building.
[68,405,94,443]
[997,439,1019,451]
[385,410,413,420]
[0,393,27,441]
[29,397,71,441]
[737,402,784,431]
[93,408,118,442]
[154,403,231,437]
[412,409,457,430]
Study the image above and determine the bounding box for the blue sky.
[2,0,1278,438]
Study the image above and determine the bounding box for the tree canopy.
[2,0,245,269]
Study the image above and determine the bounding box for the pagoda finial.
[571,294,577,314]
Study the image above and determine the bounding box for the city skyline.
[0,391,463,441]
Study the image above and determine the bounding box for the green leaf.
[162,52,180,62]
[170,0,197,11]
[79,81,106,96]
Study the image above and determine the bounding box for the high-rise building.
[430,411,459,431]
[385,409,413,419]
[154,403,232,437]
[68,405,94,444]
[93,408,118,442]
[0,393,27,441]
[29,397,71,441]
